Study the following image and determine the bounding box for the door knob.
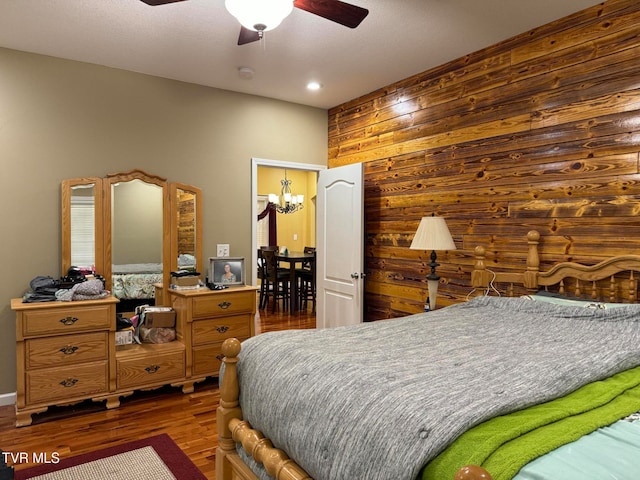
[351,273,359,279]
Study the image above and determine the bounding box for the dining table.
[275,250,316,312]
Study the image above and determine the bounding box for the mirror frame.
[61,177,104,276]
[103,169,171,303]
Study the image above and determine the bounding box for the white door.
[316,163,364,328]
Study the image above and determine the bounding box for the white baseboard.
[0,392,16,407]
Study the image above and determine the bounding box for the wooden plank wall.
[327,0,640,320]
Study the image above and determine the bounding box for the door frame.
[250,157,326,286]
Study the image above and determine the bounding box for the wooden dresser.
[165,285,257,392]
[11,296,118,427]
[11,285,257,426]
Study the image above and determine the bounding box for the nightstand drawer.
[192,291,255,319]
[117,349,185,389]
[22,305,112,337]
[26,361,108,404]
[26,332,108,369]
[192,314,251,346]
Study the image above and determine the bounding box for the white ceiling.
[0,0,603,110]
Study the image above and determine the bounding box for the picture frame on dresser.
[209,257,245,286]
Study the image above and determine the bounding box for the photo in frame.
[209,257,245,286]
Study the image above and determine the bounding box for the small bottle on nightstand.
[424,298,430,312]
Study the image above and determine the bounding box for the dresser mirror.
[103,170,170,306]
[61,177,104,276]
[61,170,202,307]
[170,183,202,274]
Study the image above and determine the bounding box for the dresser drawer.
[26,361,108,404]
[26,332,108,369]
[117,349,185,389]
[192,338,249,376]
[21,305,112,337]
[192,291,255,319]
[192,314,251,346]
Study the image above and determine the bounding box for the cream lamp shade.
[409,215,456,309]
[409,216,456,252]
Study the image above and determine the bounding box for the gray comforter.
[236,296,640,480]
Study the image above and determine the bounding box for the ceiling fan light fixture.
[225,0,294,33]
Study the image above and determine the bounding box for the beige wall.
[0,47,327,396]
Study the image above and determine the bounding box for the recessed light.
[306,81,322,91]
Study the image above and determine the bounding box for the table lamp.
[409,215,456,309]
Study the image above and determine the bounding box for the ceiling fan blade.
[238,26,262,45]
[293,0,369,28]
[139,0,188,5]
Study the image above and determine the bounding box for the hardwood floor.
[0,299,315,479]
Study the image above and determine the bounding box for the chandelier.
[225,0,294,37]
[268,170,304,214]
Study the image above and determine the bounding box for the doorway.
[250,157,326,286]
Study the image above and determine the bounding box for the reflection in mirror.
[112,179,163,266]
[110,178,164,306]
[70,184,96,269]
[176,188,197,270]
[61,177,103,276]
[62,171,201,309]
[170,183,202,275]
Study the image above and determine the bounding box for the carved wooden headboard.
[472,230,640,302]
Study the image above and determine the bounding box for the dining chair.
[295,247,316,313]
[261,248,290,312]
[257,249,268,309]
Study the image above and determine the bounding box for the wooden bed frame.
[472,230,640,301]
[216,230,640,480]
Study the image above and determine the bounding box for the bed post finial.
[472,246,490,288]
[523,230,540,290]
[455,465,493,480]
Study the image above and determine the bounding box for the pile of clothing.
[23,271,109,303]
[55,279,110,301]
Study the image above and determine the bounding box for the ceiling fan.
[139,0,369,45]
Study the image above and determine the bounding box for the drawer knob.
[59,378,78,388]
[59,345,79,355]
[218,301,232,309]
[216,326,230,333]
[59,316,79,326]
[145,365,161,374]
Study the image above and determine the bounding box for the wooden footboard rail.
[216,338,493,480]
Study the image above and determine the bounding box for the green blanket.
[421,366,640,480]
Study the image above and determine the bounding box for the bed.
[111,262,164,300]
[215,230,640,480]
[111,255,197,300]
